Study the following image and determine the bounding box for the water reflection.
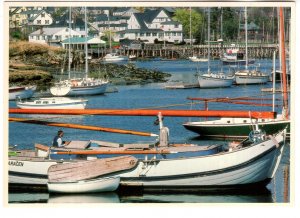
[48,192,120,203]
[9,187,274,204]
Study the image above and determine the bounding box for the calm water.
[8,59,290,203]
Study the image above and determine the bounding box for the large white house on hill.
[115,9,183,43]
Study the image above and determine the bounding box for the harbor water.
[8,59,290,203]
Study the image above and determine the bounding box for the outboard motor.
[157,112,169,147]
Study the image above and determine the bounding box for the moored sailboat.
[234,7,269,85]
[198,8,234,88]
[50,7,109,97]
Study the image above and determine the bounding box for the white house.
[28,27,84,45]
[21,9,53,26]
[115,9,183,43]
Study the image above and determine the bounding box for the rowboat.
[47,177,120,193]
[16,97,88,109]
[9,86,36,100]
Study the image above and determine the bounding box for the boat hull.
[221,59,255,65]
[118,132,284,188]
[47,177,120,193]
[67,83,108,96]
[16,100,87,109]
[183,119,289,139]
[9,87,36,100]
[198,75,233,88]
[235,75,269,85]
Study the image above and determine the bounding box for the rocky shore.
[9,41,171,90]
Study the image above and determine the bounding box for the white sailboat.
[234,7,269,85]
[198,8,234,88]
[188,7,208,62]
[50,7,109,96]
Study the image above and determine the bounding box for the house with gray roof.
[28,27,84,46]
[115,8,183,43]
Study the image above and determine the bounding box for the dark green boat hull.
[183,121,290,140]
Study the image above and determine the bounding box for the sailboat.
[198,8,234,88]
[188,7,208,62]
[234,7,269,85]
[183,7,290,140]
[102,13,128,63]
[50,7,109,96]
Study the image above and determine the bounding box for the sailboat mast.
[84,6,88,79]
[245,7,248,70]
[189,7,192,51]
[68,7,71,79]
[279,7,289,119]
[207,8,211,74]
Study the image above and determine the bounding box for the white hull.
[198,74,234,88]
[16,98,88,109]
[118,131,284,188]
[235,75,269,84]
[103,54,128,62]
[47,177,120,193]
[189,56,208,62]
[9,131,285,189]
[9,86,36,100]
[50,85,71,97]
[235,70,269,85]
[67,83,108,96]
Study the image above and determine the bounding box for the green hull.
[183,121,290,140]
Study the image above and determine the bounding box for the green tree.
[173,8,204,44]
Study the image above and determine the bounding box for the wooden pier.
[87,43,281,60]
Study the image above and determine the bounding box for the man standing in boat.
[52,130,68,147]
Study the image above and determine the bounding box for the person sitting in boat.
[52,130,69,147]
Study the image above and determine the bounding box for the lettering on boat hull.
[8,161,24,167]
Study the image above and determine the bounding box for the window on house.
[146,33,151,36]
[140,33,144,36]
[153,33,157,36]
[37,20,41,24]
[175,24,179,28]
[41,13,45,18]
[173,32,176,36]
[45,20,49,24]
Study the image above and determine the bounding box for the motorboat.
[16,97,88,109]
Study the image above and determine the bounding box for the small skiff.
[47,176,120,193]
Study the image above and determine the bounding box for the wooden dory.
[47,156,137,193]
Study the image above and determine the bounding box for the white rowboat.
[47,177,120,193]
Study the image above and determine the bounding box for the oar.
[51,149,175,155]
[9,117,158,137]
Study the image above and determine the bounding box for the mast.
[207,8,211,74]
[272,51,276,112]
[279,7,289,119]
[245,7,248,70]
[68,7,71,79]
[84,6,88,79]
[189,7,192,53]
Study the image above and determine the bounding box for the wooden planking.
[91,140,121,148]
[64,141,91,149]
[48,156,138,183]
